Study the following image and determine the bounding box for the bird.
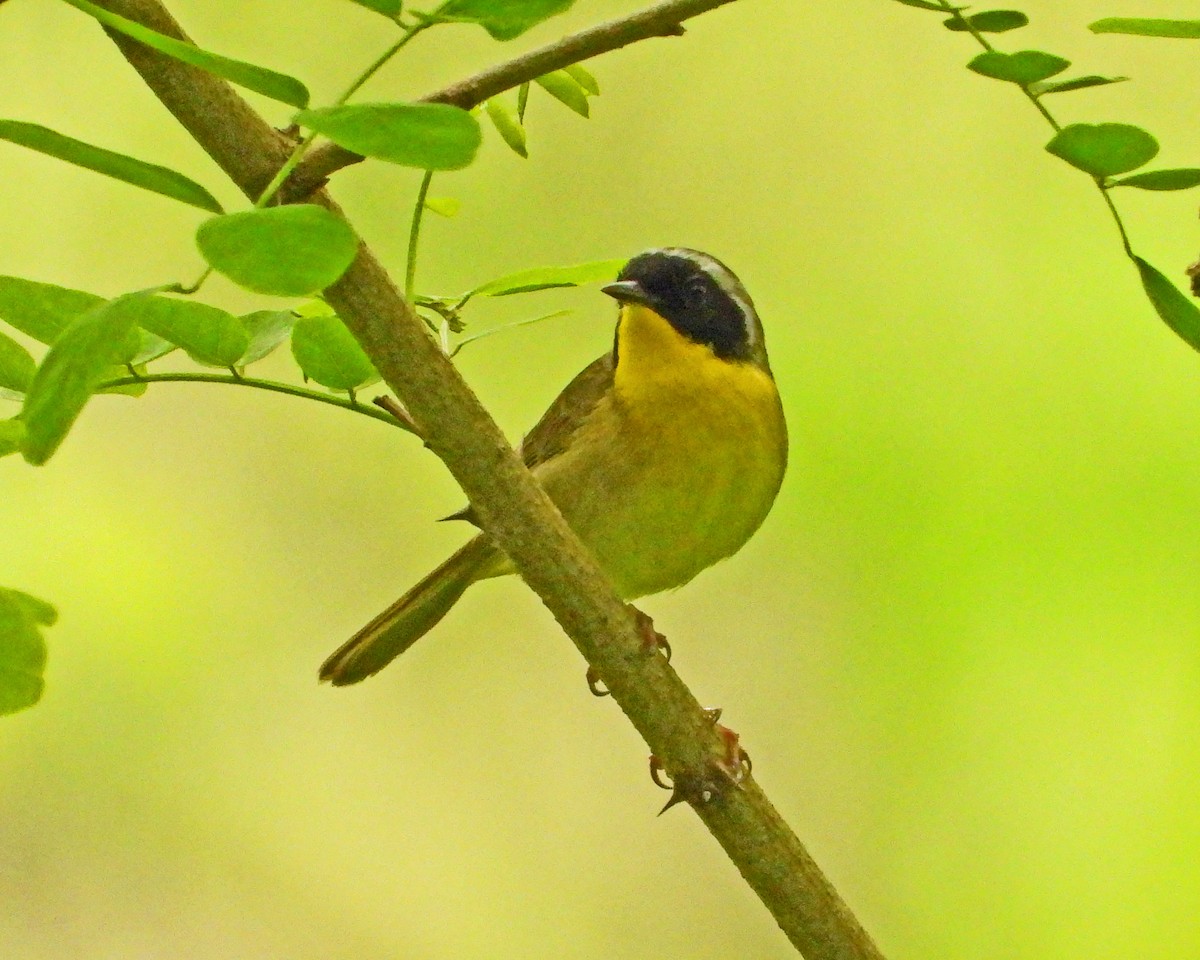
[320,247,788,686]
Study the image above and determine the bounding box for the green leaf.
[0,419,24,457]
[423,196,461,217]
[349,0,402,14]
[469,258,625,298]
[1090,18,1200,39]
[1029,75,1129,96]
[0,277,104,344]
[0,329,36,393]
[96,372,147,398]
[293,299,337,319]
[563,63,600,95]
[238,310,296,365]
[450,309,570,356]
[196,206,359,297]
[0,587,52,716]
[968,50,1070,84]
[892,0,956,9]
[290,315,378,390]
[0,280,182,366]
[0,120,223,213]
[296,103,481,171]
[439,0,577,40]
[6,589,57,627]
[535,71,590,117]
[1112,169,1200,192]
[944,10,1028,32]
[484,99,528,158]
[20,293,143,464]
[1134,257,1200,351]
[1046,123,1159,178]
[131,331,177,365]
[115,297,249,367]
[58,0,309,107]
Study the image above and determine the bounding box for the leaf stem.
[334,13,435,105]
[406,169,435,301]
[287,0,743,196]
[254,12,435,210]
[1099,183,1134,257]
[96,371,416,432]
[936,0,1133,255]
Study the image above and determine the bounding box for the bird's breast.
[536,305,787,598]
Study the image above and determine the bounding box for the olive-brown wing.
[519,352,614,469]
[441,352,614,525]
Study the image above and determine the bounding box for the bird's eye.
[685,279,709,306]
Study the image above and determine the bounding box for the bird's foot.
[586,665,608,698]
[585,607,671,697]
[649,708,752,814]
[630,605,671,662]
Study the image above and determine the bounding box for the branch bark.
[92,2,886,958]
[283,0,740,199]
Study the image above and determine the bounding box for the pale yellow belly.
[534,362,787,599]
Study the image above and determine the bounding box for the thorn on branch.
[648,712,752,815]
[372,394,420,434]
[586,665,609,697]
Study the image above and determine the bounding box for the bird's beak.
[601,279,654,308]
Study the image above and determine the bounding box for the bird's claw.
[630,606,671,662]
[648,711,752,815]
[586,665,609,697]
[585,608,670,697]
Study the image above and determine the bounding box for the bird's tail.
[319,535,503,686]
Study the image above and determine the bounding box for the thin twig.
[372,394,419,432]
[282,0,739,199]
[93,2,884,956]
[97,371,419,432]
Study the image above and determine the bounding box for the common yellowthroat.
[320,248,787,685]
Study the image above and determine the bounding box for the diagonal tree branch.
[283,0,740,199]
[92,2,886,957]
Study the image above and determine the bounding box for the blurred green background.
[4,1,1200,957]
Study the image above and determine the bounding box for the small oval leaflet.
[0,120,222,213]
[0,330,36,393]
[0,586,53,716]
[485,99,528,158]
[1045,123,1159,178]
[468,258,626,299]
[1029,75,1128,96]
[113,296,249,367]
[0,277,104,345]
[295,103,481,171]
[1111,168,1200,191]
[423,196,461,218]
[238,310,297,366]
[349,0,403,14]
[0,420,25,458]
[944,10,1028,33]
[20,293,144,465]
[196,206,359,297]
[291,315,379,391]
[439,0,578,40]
[1134,257,1200,353]
[563,64,600,96]
[968,50,1070,84]
[1090,18,1200,39]
[59,0,309,107]
[535,71,590,118]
